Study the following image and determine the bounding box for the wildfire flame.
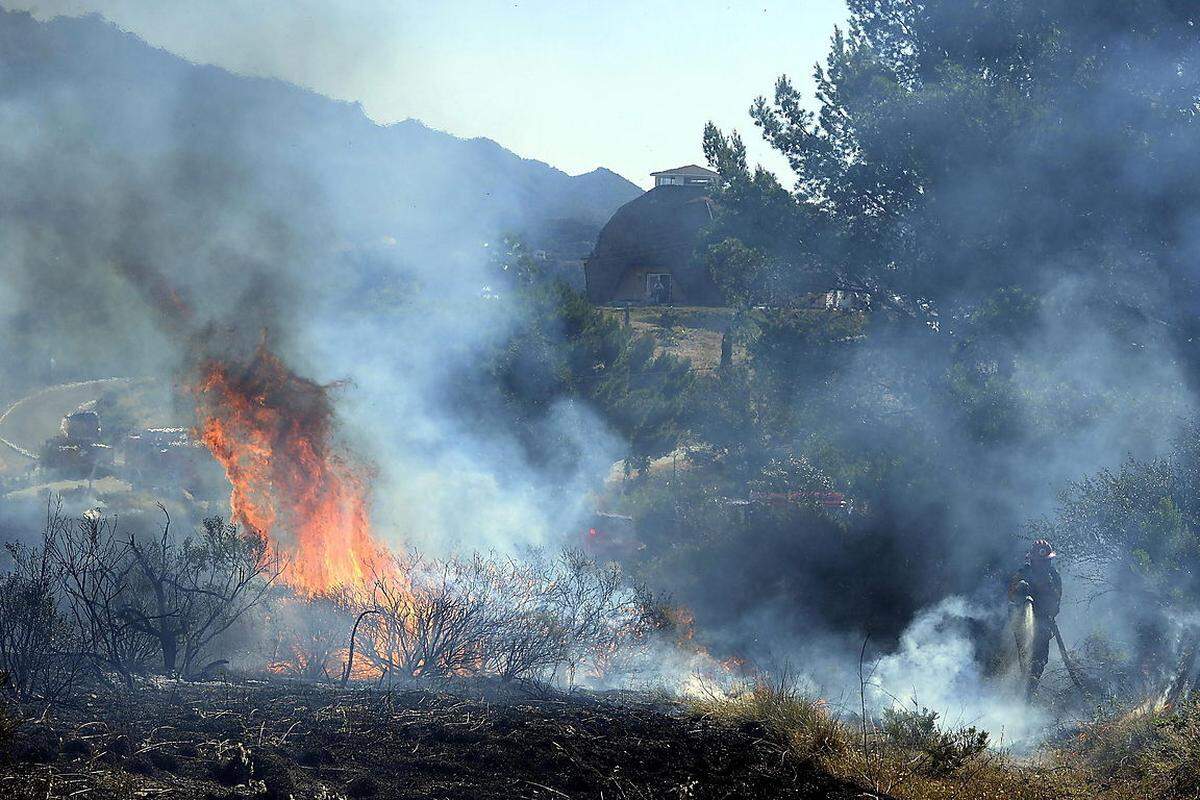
[192,343,388,595]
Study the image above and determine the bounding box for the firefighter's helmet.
[1028,539,1056,560]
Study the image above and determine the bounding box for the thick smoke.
[0,9,620,556]
[5,3,1198,749]
[656,5,1200,740]
[643,266,1196,740]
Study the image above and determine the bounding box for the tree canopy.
[622,0,1200,654]
[704,0,1200,350]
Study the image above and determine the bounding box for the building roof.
[650,164,720,178]
[583,185,723,305]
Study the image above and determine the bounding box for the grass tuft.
[688,674,848,763]
[686,674,1122,800]
[1068,699,1200,800]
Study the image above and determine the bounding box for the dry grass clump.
[1139,704,1200,799]
[687,676,1107,800]
[688,674,848,762]
[1068,699,1200,800]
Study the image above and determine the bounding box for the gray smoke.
[0,8,621,559]
[4,4,1196,751]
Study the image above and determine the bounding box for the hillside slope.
[0,9,640,252]
[0,9,642,390]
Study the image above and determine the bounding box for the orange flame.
[192,343,388,595]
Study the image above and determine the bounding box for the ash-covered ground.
[0,679,861,800]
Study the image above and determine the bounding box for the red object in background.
[582,513,638,557]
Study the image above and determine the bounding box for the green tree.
[685,0,1200,575]
[1037,440,1200,609]
[476,237,694,474]
[707,0,1200,343]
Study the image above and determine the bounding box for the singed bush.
[354,549,659,686]
[687,675,848,763]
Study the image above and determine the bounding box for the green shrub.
[881,703,989,777]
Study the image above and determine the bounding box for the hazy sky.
[6,1,847,186]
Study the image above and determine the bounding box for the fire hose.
[1050,619,1092,698]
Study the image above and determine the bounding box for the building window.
[646,273,672,304]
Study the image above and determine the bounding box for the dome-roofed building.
[584,166,721,306]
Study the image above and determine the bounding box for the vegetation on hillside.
[461,3,1200,792]
[563,0,1200,664]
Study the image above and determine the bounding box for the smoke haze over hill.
[0,8,636,556]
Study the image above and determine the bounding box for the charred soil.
[0,681,865,799]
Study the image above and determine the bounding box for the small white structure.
[651,164,719,187]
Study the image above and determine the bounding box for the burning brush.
[192,342,389,595]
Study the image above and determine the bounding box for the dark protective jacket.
[1008,563,1062,620]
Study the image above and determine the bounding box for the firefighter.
[1008,538,1062,698]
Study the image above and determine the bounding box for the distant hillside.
[0,8,643,392]
[0,9,641,257]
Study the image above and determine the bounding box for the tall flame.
[192,343,387,595]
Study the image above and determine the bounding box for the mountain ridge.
[0,8,642,257]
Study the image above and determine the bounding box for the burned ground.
[0,681,866,800]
